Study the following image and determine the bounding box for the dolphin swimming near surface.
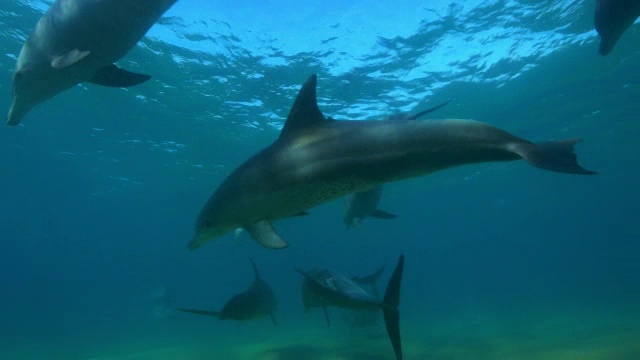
[191,74,595,250]
[179,259,278,325]
[7,0,177,125]
[343,98,453,229]
[594,0,640,55]
[295,255,405,360]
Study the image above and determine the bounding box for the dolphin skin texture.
[343,98,453,229]
[191,75,595,250]
[8,0,177,125]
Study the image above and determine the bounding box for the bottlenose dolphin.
[7,0,177,125]
[343,98,453,229]
[191,75,595,250]
[594,0,640,55]
[179,259,278,325]
[295,255,405,360]
[341,265,386,328]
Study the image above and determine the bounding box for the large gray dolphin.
[7,0,177,125]
[594,0,640,55]
[343,98,453,229]
[178,259,278,325]
[191,75,595,250]
[295,254,405,360]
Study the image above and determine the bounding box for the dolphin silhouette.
[179,259,278,325]
[191,75,595,250]
[594,0,640,55]
[295,255,405,360]
[7,0,177,125]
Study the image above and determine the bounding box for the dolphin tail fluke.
[513,139,597,175]
[90,64,151,88]
[371,209,398,219]
[178,308,220,318]
[245,221,289,249]
[382,254,405,360]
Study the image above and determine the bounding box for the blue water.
[1,1,639,359]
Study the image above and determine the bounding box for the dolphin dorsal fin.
[250,258,261,280]
[280,75,325,138]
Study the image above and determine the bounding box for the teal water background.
[0,1,639,359]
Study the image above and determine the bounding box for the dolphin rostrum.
[191,75,595,250]
[7,0,177,125]
[295,254,405,360]
[594,0,640,56]
[179,259,278,325]
[343,98,453,229]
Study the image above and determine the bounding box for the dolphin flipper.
[51,49,91,69]
[371,209,398,219]
[245,221,289,249]
[90,64,152,87]
[512,139,597,175]
[407,97,454,120]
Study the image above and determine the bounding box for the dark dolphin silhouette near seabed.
[179,259,278,325]
[295,255,405,360]
[190,74,595,250]
[594,0,640,55]
[7,0,177,125]
[343,98,453,229]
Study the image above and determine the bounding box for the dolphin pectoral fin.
[512,139,597,175]
[269,312,278,326]
[89,64,152,88]
[407,97,454,120]
[178,308,220,318]
[245,221,289,249]
[371,209,398,220]
[51,49,91,69]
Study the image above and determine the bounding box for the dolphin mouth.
[7,105,24,126]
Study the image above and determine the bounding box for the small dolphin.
[344,186,396,229]
[7,0,177,125]
[179,259,278,325]
[594,0,640,55]
[343,98,453,229]
[191,75,595,250]
[295,255,405,360]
